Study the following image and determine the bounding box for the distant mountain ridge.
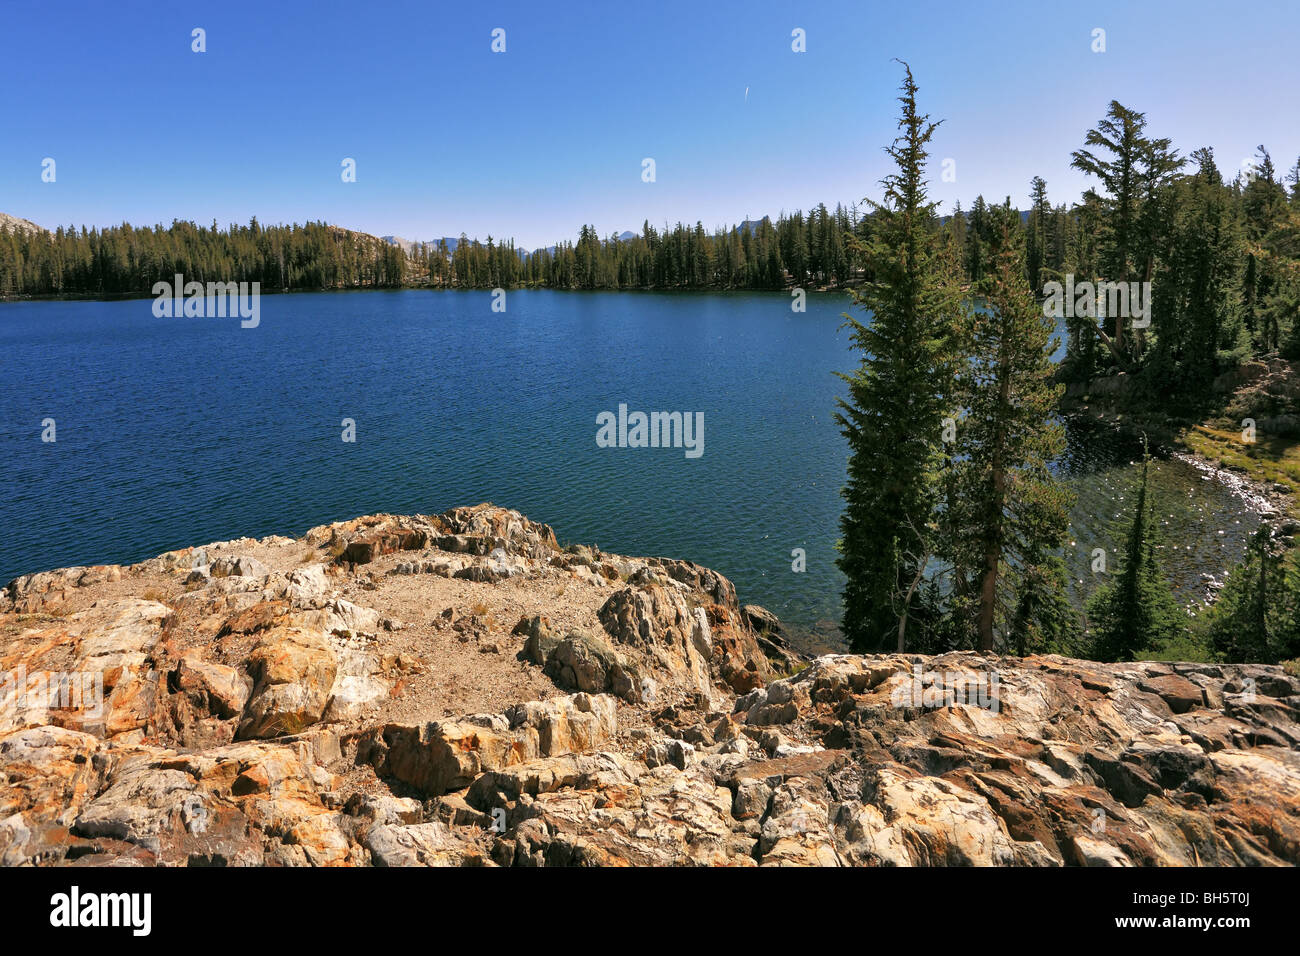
[381,235,461,255]
[381,219,814,259]
[0,212,44,235]
[384,228,708,260]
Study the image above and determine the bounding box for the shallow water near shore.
[0,289,1265,650]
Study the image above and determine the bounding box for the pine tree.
[1085,442,1188,661]
[1149,147,1245,390]
[1071,101,1181,362]
[835,63,965,652]
[1009,555,1081,657]
[966,196,989,283]
[1026,177,1050,292]
[1202,526,1281,662]
[948,221,1074,652]
[1071,102,1147,283]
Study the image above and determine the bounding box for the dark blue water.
[0,290,1258,648]
[0,290,850,629]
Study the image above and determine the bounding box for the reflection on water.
[1059,417,1261,608]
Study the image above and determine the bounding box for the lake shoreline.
[1060,367,1300,526]
[6,502,1298,868]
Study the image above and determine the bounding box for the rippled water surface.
[0,290,1261,648]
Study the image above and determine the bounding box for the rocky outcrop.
[238,627,338,739]
[0,212,43,237]
[515,616,645,702]
[358,693,617,797]
[1,504,1297,866]
[1221,356,1300,437]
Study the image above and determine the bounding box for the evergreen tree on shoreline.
[835,63,965,652]
[1201,525,1300,664]
[949,218,1074,652]
[1085,441,1188,661]
[1026,176,1050,293]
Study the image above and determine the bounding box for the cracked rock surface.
[1,504,1297,866]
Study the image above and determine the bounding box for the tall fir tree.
[1071,101,1181,364]
[1026,176,1050,292]
[835,64,965,652]
[1148,147,1245,391]
[948,220,1074,652]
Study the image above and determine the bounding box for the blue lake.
[0,289,1259,650]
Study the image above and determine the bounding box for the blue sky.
[3,0,1298,249]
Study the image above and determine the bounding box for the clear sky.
[3,0,1298,249]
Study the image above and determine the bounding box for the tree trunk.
[979,360,1012,653]
[978,550,998,653]
[897,558,926,653]
[1093,322,1130,369]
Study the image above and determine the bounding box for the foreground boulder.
[515,615,645,701]
[238,627,338,739]
[358,693,617,796]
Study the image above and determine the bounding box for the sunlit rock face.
[1,504,1296,867]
